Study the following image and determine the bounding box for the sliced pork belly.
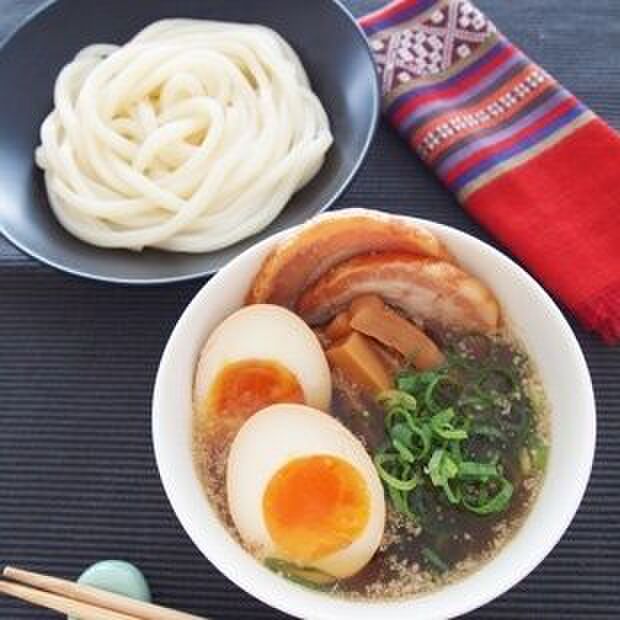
[296,252,500,334]
[246,208,452,308]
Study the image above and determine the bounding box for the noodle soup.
[191,209,550,600]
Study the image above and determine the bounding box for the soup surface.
[193,329,548,599]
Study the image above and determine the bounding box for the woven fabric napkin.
[360,0,620,343]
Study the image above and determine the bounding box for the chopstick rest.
[360,0,620,343]
[68,561,151,620]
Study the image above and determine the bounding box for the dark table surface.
[1,1,619,618]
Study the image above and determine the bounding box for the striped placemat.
[0,1,618,618]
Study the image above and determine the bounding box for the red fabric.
[360,0,620,343]
[467,119,620,343]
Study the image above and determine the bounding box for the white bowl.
[152,214,596,620]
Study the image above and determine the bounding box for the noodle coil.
[35,19,333,252]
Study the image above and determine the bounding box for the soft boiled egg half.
[227,404,386,580]
[194,305,332,426]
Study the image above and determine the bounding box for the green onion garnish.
[373,334,544,531]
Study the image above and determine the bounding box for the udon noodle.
[35,19,333,252]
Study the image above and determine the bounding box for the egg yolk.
[263,455,370,565]
[209,359,304,422]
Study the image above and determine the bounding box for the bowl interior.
[153,219,595,620]
[0,0,378,284]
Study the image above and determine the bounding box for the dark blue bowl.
[0,0,379,284]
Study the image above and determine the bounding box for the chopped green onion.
[394,373,417,394]
[430,408,468,440]
[385,406,416,432]
[378,389,418,412]
[422,546,449,574]
[448,438,463,462]
[407,420,433,460]
[425,375,461,413]
[396,371,436,394]
[393,439,415,463]
[388,485,417,520]
[425,449,461,504]
[375,336,544,530]
[442,479,462,504]
[457,461,498,480]
[424,375,442,412]
[264,558,335,589]
[426,449,456,485]
[386,413,431,461]
[374,453,419,491]
[388,421,410,442]
[463,478,514,514]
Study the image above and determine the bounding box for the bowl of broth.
[152,209,595,619]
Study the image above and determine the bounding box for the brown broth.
[192,330,549,600]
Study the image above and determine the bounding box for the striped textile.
[360,0,620,343]
[361,0,591,200]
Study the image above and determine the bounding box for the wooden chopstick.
[0,581,140,620]
[2,567,207,620]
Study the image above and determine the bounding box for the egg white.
[193,304,331,413]
[227,404,386,579]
